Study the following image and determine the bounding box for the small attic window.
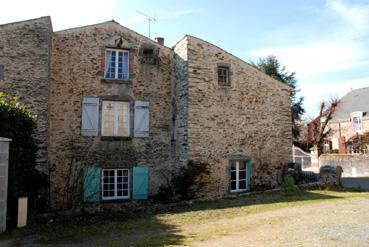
[142,48,154,58]
[140,47,158,64]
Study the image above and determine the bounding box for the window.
[218,66,230,85]
[353,116,362,132]
[102,101,130,137]
[230,160,247,192]
[323,140,330,153]
[104,49,129,80]
[102,169,129,200]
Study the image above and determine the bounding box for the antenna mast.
[136,10,157,38]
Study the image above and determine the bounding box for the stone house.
[0,16,292,209]
[326,87,369,154]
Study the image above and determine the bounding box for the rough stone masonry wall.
[185,36,292,195]
[49,22,175,209]
[320,154,369,177]
[0,17,52,172]
[173,37,189,168]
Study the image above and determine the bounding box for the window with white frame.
[104,49,129,80]
[230,160,246,192]
[353,116,362,132]
[102,169,129,200]
[102,101,130,137]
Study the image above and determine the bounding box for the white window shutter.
[81,97,99,136]
[134,101,149,137]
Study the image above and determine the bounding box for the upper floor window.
[353,116,362,132]
[104,49,129,80]
[102,101,130,137]
[218,66,230,86]
[351,111,363,133]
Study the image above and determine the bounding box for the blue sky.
[2,0,369,118]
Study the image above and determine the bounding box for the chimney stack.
[155,37,164,46]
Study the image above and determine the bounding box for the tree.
[252,55,305,141]
[0,92,47,226]
[305,99,339,154]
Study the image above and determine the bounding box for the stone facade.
[48,21,175,208]
[175,36,292,195]
[0,17,292,209]
[0,17,52,172]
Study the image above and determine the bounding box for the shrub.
[0,92,47,226]
[281,175,300,196]
[155,160,210,203]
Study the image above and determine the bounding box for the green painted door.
[132,166,149,200]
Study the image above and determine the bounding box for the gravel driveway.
[191,197,369,247]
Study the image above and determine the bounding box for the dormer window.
[350,111,363,133]
[104,48,129,80]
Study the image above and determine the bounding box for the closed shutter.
[246,160,251,191]
[132,166,149,200]
[82,166,101,202]
[134,101,149,137]
[81,97,99,136]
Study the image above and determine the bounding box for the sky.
[1,0,369,118]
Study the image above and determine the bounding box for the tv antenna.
[136,10,157,38]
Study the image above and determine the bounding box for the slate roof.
[332,87,369,121]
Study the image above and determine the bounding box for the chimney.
[155,37,164,46]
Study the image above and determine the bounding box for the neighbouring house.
[326,87,369,154]
[0,16,292,209]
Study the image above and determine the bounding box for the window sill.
[218,84,232,88]
[100,136,132,141]
[101,78,132,84]
[100,198,132,203]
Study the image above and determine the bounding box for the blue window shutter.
[134,101,150,137]
[81,97,99,136]
[227,160,232,193]
[246,160,251,191]
[82,167,101,202]
[132,166,149,200]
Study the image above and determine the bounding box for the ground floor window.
[102,169,129,200]
[230,160,247,192]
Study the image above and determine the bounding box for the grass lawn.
[1,189,369,246]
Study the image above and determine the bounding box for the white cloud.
[0,0,117,30]
[326,0,369,32]
[248,41,368,80]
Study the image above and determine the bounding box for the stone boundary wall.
[320,154,369,177]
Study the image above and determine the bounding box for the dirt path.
[190,197,369,247]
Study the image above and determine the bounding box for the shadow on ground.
[1,189,366,247]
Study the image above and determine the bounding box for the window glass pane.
[230,160,237,170]
[231,171,236,180]
[239,180,246,190]
[102,101,115,136]
[231,181,237,190]
[116,102,130,136]
[239,161,246,170]
[239,171,246,180]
